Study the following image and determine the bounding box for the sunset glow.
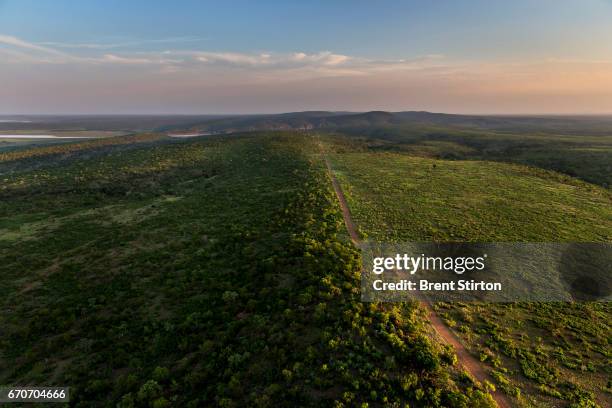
[1,0,612,114]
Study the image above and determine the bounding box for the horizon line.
[3,111,612,117]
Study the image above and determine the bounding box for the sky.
[1,0,612,114]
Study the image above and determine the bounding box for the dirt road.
[320,144,512,408]
[322,154,360,245]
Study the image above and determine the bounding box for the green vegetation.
[323,135,611,407]
[338,127,612,188]
[2,124,610,407]
[154,110,612,188]
[325,139,610,243]
[436,301,610,408]
[1,133,495,407]
[0,133,162,166]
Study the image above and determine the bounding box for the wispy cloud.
[0,34,367,76]
[0,34,65,54]
[100,54,156,64]
[3,34,612,114]
[37,36,208,50]
[0,34,430,68]
[0,34,185,65]
[181,50,353,70]
[0,34,81,63]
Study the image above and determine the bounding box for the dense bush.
[0,133,492,407]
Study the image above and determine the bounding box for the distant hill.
[165,111,612,136]
[4,111,612,136]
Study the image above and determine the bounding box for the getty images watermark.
[360,242,611,302]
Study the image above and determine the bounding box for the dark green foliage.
[0,133,491,407]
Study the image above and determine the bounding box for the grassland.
[1,133,496,407]
[323,135,611,407]
[326,142,610,243]
[339,125,612,188]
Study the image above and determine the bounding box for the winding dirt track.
[320,146,512,408]
[322,155,360,245]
